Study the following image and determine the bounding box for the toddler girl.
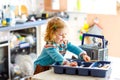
[34,17,90,74]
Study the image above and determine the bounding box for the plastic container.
[53,65,66,74]
[90,61,111,77]
[78,62,93,76]
[52,62,66,74]
[52,60,111,78]
[65,66,77,75]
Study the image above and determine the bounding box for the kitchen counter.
[31,56,120,80]
[31,68,108,80]
[0,20,47,31]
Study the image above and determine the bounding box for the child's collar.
[44,42,58,48]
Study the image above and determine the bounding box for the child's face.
[55,29,67,44]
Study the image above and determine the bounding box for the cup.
[6,18,11,25]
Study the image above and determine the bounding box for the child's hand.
[62,60,70,65]
[63,60,78,67]
[82,54,91,62]
[69,61,78,67]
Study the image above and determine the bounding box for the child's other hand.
[63,60,78,67]
[69,61,78,67]
[82,54,91,62]
[63,60,70,65]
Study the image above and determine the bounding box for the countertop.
[0,20,47,31]
[31,56,120,80]
[31,68,108,80]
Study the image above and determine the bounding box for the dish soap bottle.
[7,5,16,26]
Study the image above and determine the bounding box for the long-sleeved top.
[34,42,85,69]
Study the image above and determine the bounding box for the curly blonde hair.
[44,17,67,42]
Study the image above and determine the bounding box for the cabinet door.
[44,0,67,12]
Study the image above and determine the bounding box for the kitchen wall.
[64,12,86,58]
[64,12,120,58]
[0,0,44,15]
[1,0,119,58]
[87,14,120,58]
[63,12,120,58]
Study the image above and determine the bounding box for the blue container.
[53,65,66,74]
[65,59,81,75]
[53,59,81,75]
[52,60,111,78]
[78,62,93,76]
[67,58,82,62]
[65,67,77,75]
[90,61,111,77]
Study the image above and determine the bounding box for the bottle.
[2,5,7,19]
[0,10,2,24]
[10,9,16,26]
[7,5,16,26]
[5,5,11,26]
[1,5,7,26]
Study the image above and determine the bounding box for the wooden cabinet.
[44,0,67,12]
